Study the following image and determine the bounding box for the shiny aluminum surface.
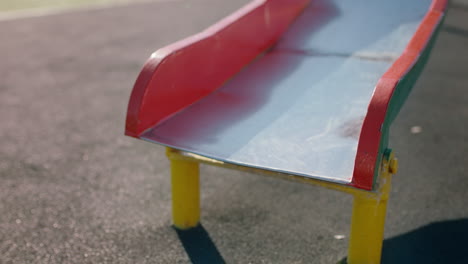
[142,0,432,183]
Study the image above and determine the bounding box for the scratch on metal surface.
[306,118,338,142]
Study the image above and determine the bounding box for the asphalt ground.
[0,0,135,12]
[1,0,467,263]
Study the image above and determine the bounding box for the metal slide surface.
[140,0,437,184]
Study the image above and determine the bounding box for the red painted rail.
[126,0,309,138]
[352,0,447,190]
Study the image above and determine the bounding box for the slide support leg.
[346,150,397,264]
[167,148,200,230]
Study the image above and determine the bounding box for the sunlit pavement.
[1,1,467,263]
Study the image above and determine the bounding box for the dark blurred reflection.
[443,25,468,38]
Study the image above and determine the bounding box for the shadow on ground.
[175,220,468,264]
[340,219,468,263]
[381,219,468,263]
[175,224,225,264]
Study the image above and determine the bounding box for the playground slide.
[126,0,447,190]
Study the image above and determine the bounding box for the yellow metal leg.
[166,148,399,262]
[167,148,200,230]
[346,151,396,264]
[347,193,389,263]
